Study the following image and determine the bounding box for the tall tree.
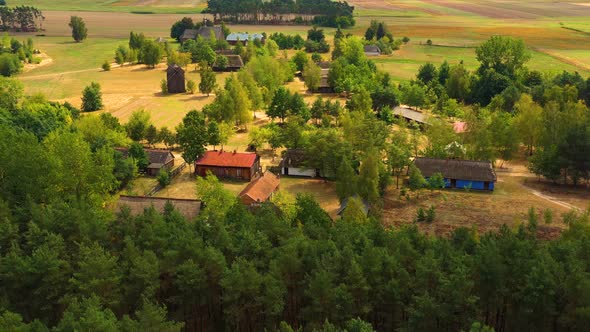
[69,16,87,43]
[199,64,217,96]
[175,110,208,171]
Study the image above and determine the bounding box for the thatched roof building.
[413,157,497,191]
[364,45,381,56]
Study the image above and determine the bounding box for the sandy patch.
[23,53,53,72]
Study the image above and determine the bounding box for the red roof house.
[239,172,280,205]
[195,150,260,181]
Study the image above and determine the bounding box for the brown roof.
[317,61,331,69]
[227,55,244,68]
[279,149,310,168]
[239,172,280,204]
[117,196,202,220]
[198,26,224,40]
[115,148,174,169]
[180,29,198,40]
[414,157,497,182]
[364,45,381,55]
[196,150,258,168]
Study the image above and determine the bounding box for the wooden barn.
[414,157,497,191]
[180,26,224,43]
[117,196,202,220]
[280,149,321,178]
[115,148,175,176]
[364,45,381,56]
[239,172,280,205]
[195,150,260,181]
[213,55,244,72]
[167,65,186,93]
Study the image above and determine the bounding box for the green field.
[8,0,590,128]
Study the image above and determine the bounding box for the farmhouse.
[180,26,224,43]
[316,62,333,93]
[226,32,265,45]
[115,148,175,176]
[364,45,381,56]
[213,54,244,72]
[280,149,321,177]
[393,106,429,126]
[414,157,497,191]
[195,150,260,181]
[117,196,202,220]
[166,65,186,93]
[239,171,280,205]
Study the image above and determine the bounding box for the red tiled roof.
[239,172,280,203]
[195,150,258,168]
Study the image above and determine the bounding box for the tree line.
[204,0,355,27]
[2,86,590,330]
[0,5,44,32]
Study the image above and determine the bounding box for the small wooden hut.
[167,65,186,93]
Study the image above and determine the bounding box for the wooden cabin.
[195,150,260,181]
[414,157,497,191]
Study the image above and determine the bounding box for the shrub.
[160,79,168,94]
[186,80,196,94]
[402,36,410,43]
[157,168,171,187]
[102,60,111,71]
[81,82,103,112]
[0,53,22,77]
[426,39,433,46]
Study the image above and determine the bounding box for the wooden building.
[180,26,224,43]
[115,148,175,176]
[393,106,429,127]
[239,172,280,205]
[280,149,321,178]
[166,65,186,93]
[364,45,381,56]
[414,157,497,191]
[195,150,260,181]
[213,54,244,72]
[117,196,202,220]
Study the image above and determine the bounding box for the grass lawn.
[381,160,585,237]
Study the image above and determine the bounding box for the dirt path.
[20,63,121,80]
[499,164,581,211]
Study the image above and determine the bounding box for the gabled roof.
[364,45,381,55]
[196,150,258,168]
[198,26,224,40]
[279,149,311,168]
[226,32,264,42]
[180,29,198,40]
[117,196,202,220]
[167,64,184,73]
[239,172,280,203]
[226,55,244,68]
[393,106,429,124]
[155,37,167,43]
[115,148,174,168]
[414,157,497,182]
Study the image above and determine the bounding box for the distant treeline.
[204,0,355,27]
[0,6,44,32]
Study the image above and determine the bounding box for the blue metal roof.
[226,32,264,42]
